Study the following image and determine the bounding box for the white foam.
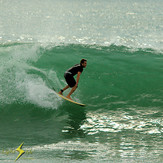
[15,69,62,109]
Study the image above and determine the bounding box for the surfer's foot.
[58,89,63,95]
[66,95,72,100]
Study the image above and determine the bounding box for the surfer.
[58,59,87,100]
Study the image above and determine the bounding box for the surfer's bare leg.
[58,85,69,95]
[66,85,77,100]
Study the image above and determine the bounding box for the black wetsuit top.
[66,64,83,76]
[64,64,83,87]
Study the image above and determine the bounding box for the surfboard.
[56,92,86,107]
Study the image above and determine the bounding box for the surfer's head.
[80,59,87,68]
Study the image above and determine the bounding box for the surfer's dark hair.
[80,59,87,65]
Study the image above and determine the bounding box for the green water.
[0,43,162,162]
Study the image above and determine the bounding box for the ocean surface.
[0,0,163,162]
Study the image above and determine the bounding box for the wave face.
[0,0,163,162]
[0,43,162,108]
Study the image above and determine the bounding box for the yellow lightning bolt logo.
[15,142,25,161]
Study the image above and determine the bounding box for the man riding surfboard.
[58,59,87,100]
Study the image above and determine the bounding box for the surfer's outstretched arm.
[75,71,81,86]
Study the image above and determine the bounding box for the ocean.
[0,0,163,162]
